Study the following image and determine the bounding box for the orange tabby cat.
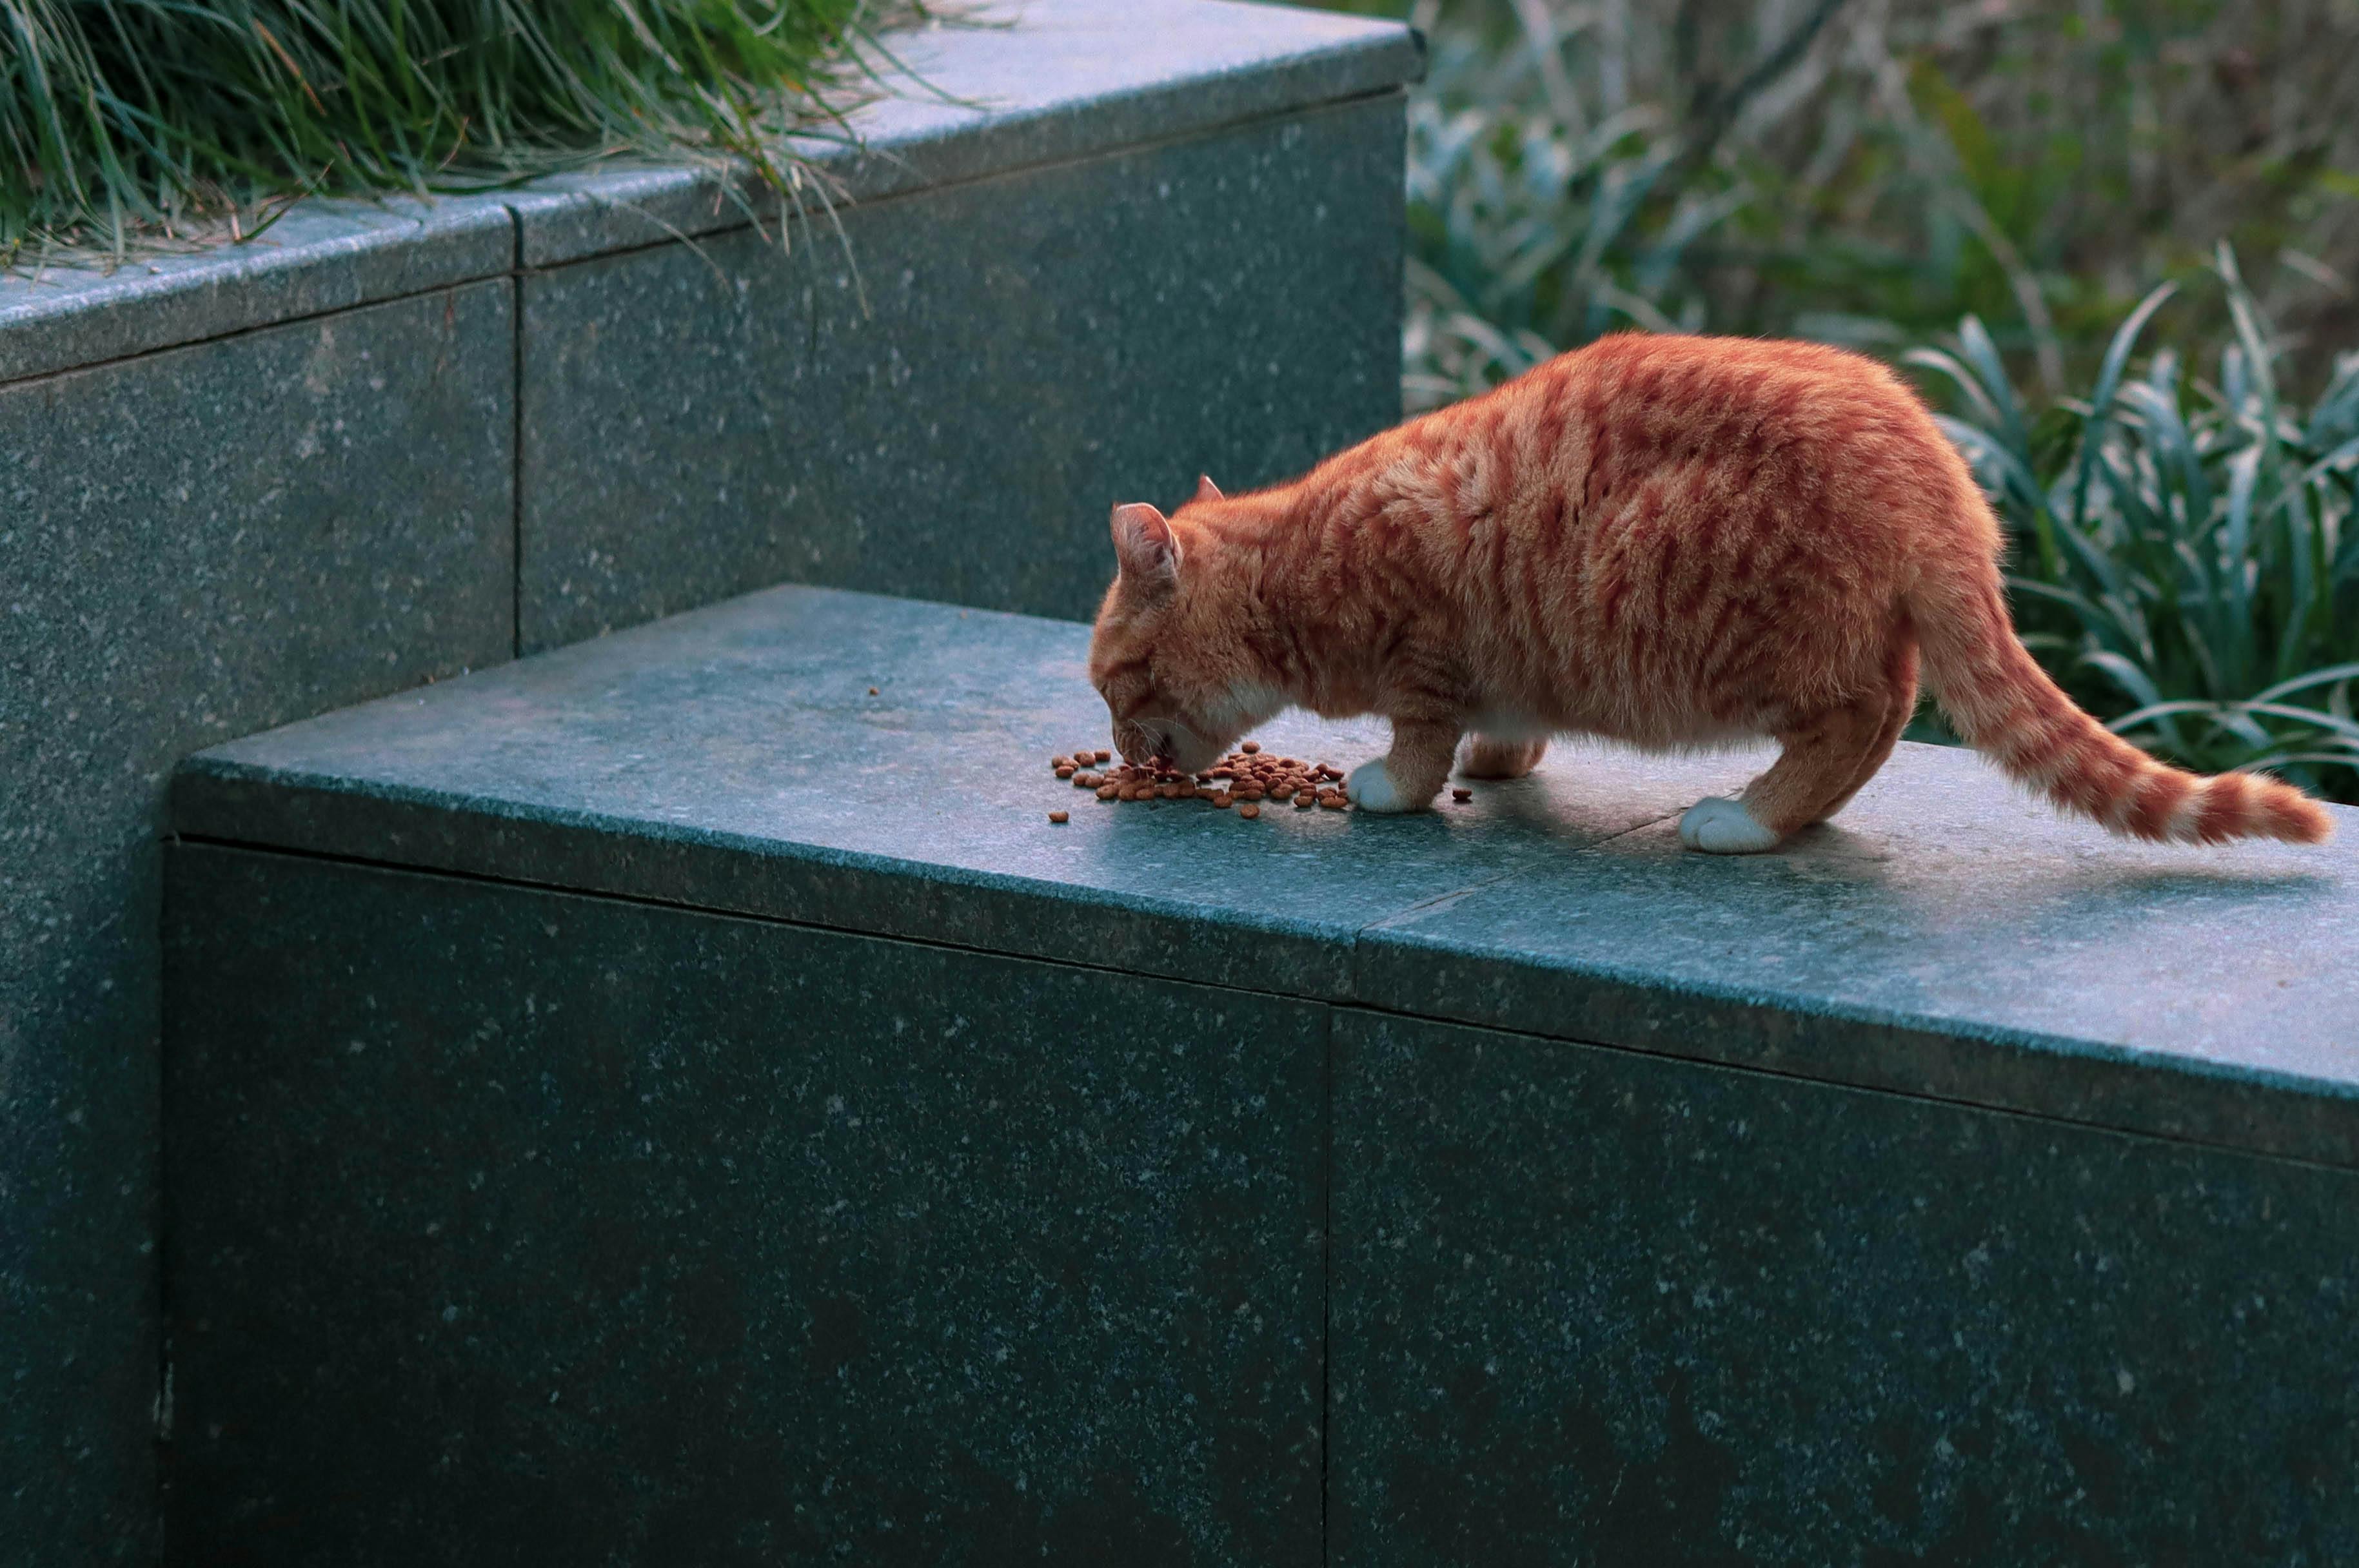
[1088,332,2330,852]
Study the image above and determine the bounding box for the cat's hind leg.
[1679,689,1897,854]
[1459,735,1548,779]
[1808,642,1919,824]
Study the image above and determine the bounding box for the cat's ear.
[1194,474,1224,505]
[1111,502,1181,592]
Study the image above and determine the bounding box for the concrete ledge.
[0,195,515,384]
[166,583,2359,1556]
[177,583,2359,1168]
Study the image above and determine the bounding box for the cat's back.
[1543,331,1932,456]
[1381,333,1939,505]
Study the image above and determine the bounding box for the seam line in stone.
[0,264,511,392]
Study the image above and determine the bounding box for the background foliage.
[1326,0,2359,405]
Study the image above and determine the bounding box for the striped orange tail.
[1910,558,2331,847]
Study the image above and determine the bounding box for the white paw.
[1677,796,1781,854]
[1347,758,1415,813]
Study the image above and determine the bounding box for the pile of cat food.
[1045,740,1351,822]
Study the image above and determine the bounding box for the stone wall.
[0,6,1419,1556]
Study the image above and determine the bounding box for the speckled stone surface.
[0,195,513,385]
[176,583,2359,1167]
[176,585,1737,1004]
[502,0,1423,266]
[1354,737,2359,1164]
[0,284,513,1562]
[1330,1008,2359,1563]
[163,844,1325,1565]
[169,582,2359,1553]
[516,91,1405,649]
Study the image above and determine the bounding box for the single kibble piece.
[1452,787,1473,802]
[1238,787,1265,802]
[1159,782,1180,799]
[1096,784,1120,800]
[1238,802,1261,819]
[1270,783,1296,801]
[1094,749,1112,763]
[1056,765,1076,779]
[1048,810,1069,823]
[1212,793,1233,809]
[1241,740,1261,754]
[867,687,879,696]
[1295,794,1315,809]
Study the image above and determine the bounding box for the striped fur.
[1088,333,2331,851]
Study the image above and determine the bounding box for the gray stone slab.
[1330,1008,2359,1562]
[163,843,1326,1564]
[175,585,1723,1004]
[1,282,514,1562]
[516,89,1406,650]
[0,195,514,385]
[1354,739,2359,1166]
[502,0,1424,266]
[173,583,2359,1171]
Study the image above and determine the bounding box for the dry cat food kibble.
[1452,787,1474,802]
[1047,810,1069,823]
[1046,742,1348,822]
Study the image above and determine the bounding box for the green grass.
[2,0,920,264]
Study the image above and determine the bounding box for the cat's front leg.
[1347,719,1461,813]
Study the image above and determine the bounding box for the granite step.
[164,584,2359,1562]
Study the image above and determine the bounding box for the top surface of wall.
[177,583,2359,1171]
[0,0,1421,384]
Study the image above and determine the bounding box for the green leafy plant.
[1330,0,2359,405]
[1914,248,2359,798]
[1400,19,1742,410]
[1,0,921,264]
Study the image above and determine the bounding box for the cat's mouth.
[1114,718,1219,775]
[1112,723,1168,774]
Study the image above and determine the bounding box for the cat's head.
[1088,477,1278,772]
